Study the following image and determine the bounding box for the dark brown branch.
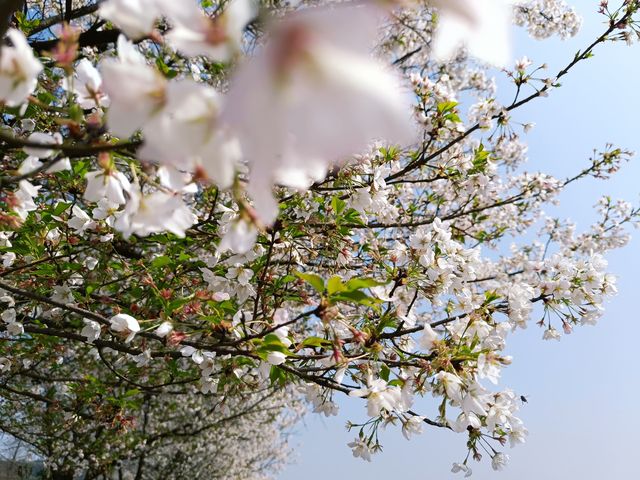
[29,27,120,53]
[0,0,24,38]
[28,2,104,35]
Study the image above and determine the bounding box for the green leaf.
[68,104,84,123]
[269,365,287,385]
[300,336,332,348]
[263,333,285,345]
[331,196,347,215]
[52,202,71,216]
[344,278,386,291]
[327,276,345,295]
[437,100,458,113]
[340,208,366,226]
[151,255,172,268]
[380,364,390,382]
[331,290,381,308]
[376,316,397,333]
[484,291,501,303]
[295,271,325,293]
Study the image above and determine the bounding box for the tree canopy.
[0,0,638,478]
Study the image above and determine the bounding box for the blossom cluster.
[0,0,639,478]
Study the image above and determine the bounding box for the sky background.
[280,4,640,479]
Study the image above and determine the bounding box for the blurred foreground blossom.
[223,4,417,224]
[165,0,256,61]
[99,0,163,39]
[0,29,43,106]
[429,0,512,66]
[101,36,167,138]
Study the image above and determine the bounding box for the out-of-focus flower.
[0,29,43,106]
[101,36,167,138]
[429,0,512,66]
[154,321,173,337]
[223,4,416,224]
[99,0,162,39]
[81,319,102,343]
[62,58,109,108]
[138,80,241,188]
[166,0,256,61]
[218,218,258,254]
[113,185,196,238]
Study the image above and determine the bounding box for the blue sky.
[281,5,640,479]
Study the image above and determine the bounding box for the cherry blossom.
[109,313,140,343]
[100,36,167,138]
[137,80,241,187]
[62,59,109,109]
[99,0,163,39]
[429,0,513,66]
[84,168,131,205]
[12,180,40,221]
[348,438,374,462]
[491,452,510,471]
[113,185,196,238]
[223,4,416,223]
[165,0,256,61]
[0,0,638,477]
[349,377,404,416]
[0,29,42,106]
[81,319,102,343]
[67,205,97,234]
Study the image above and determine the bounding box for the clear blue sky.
[280,6,640,479]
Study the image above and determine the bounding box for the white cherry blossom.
[67,205,97,234]
[348,438,374,462]
[113,185,196,238]
[99,0,162,39]
[84,169,131,205]
[2,252,16,267]
[349,378,403,416]
[491,452,510,470]
[451,462,473,477]
[419,323,439,350]
[0,358,10,372]
[62,58,109,109]
[101,36,167,137]
[223,4,416,223]
[0,29,42,106]
[165,0,256,61]
[109,313,140,343]
[12,180,40,220]
[81,319,102,343]
[154,321,173,337]
[430,0,512,66]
